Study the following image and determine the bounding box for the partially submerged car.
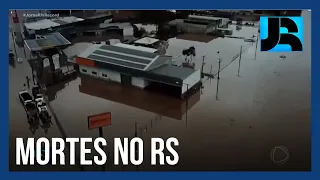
[32,86,51,122]
[19,90,33,105]
[19,90,38,122]
[32,86,44,102]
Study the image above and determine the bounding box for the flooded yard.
[166,24,259,75]
[48,10,310,170]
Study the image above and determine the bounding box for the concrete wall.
[182,69,201,94]
[206,24,216,33]
[79,65,121,83]
[177,22,208,34]
[123,27,134,37]
[79,65,150,88]
[220,18,229,28]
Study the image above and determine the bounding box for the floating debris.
[280,55,286,60]
[244,38,256,42]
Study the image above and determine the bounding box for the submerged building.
[169,15,230,34]
[76,43,201,98]
[24,32,75,85]
[79,75,201,120]
[133,37,168,55]
[23,14,113,40]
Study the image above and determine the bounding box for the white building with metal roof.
[76,43,201,96]
[24,16,84,30]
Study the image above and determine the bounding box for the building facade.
[23,15,113,40]
[169,15,229,34]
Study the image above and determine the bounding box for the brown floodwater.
[9,10,311,171]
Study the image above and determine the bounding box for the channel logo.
[260,16,304,52]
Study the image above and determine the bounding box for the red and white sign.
[88,112,112,130]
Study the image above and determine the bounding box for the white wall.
[132,77,149,88]
[182,69,201,94]
[80,65,152,88]
[123,27,134,37]
[220,18,229,28]
[79,65,121,83]
[52,54,60,70]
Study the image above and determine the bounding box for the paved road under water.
[9,10,311,171]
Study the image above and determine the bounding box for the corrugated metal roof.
[150,64,196,80]
[92,50,152,64]
[24,19,60,30]
[188,15,223,21]
[87,54,147,70]
[24,32,71,51]
[78,44,172,71]
[99,45,158,59]
[24,16,84,30]
[51,19,69,25]
[114,43,157,53]
[62,42,93,58]
[134,37,159,45]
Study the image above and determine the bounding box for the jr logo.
[260,16,304,52]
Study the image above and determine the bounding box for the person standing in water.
[26,76,30,89]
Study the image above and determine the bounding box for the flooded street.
[9,10,311,171]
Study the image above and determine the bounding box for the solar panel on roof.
[99,45,158,59]
[92,50,151,65]
[87,55,146,69]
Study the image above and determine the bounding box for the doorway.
[120,74,132,85]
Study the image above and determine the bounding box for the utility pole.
[209,65,213,84]
[216,58,222,100]
[254,32,259,60]
[201,56,205,78]
[185,84,189,128]
[217,58,222,80]
[10,28,18,58]
[237,45,243,77]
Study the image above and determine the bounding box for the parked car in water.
[19,90,33,105]
[18,90,38,122]
[9,51,14,59]
[32,86,51,122]
[32,86,43,102]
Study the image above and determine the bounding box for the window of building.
[82,69,87,73]
[92,71,97,75]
